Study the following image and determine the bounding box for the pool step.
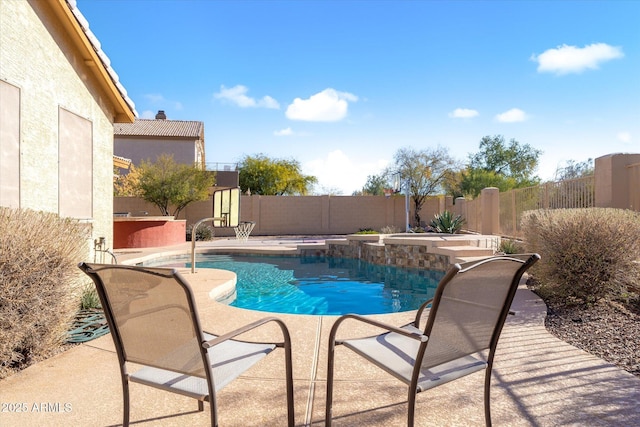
[432,245,495,263]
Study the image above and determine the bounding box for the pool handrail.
[190,216,227,273]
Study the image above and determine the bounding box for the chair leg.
[325,345,337,427]
[283,342,295,427]
[407,388,417,427]
[122,377,130,427]
[484,366,492,427]
[198,400,204,412]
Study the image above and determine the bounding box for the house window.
[58,107,92,219]
[0,80,21,208]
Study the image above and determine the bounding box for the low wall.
[113,217,186,249]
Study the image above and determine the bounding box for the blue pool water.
[158,254,444,315]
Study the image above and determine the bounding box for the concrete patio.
[2,238,639,426]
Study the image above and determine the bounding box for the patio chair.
[325,253,540,427]
[78,263,294,427]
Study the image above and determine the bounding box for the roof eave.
[52,0,136,123]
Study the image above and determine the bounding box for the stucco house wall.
[114,114,206,169]
[114,136,201,166]
[0,0,135,258]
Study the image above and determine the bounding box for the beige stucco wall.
[114,136,200,167]
[595,153,640,210]
[114,194,447,236]
[0,1,117,255]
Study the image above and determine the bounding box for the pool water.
[163,254,444,315]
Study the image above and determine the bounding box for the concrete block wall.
[115,194,447,237]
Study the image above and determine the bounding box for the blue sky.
[77,0,639,195]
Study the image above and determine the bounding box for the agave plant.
[429,211,465,234]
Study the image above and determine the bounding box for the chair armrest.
[330,314,428,344]
[413,298,434,329]
[202,316,290,349]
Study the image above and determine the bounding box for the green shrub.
[428,211,464,234]
[0,207,88,379]
[522,208,640,304]
[186,223,215,241]
[80,284,101,310]
[499,239,525,254]
[356,228,378,234]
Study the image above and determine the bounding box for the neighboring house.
[0,0,136,257]
[114,110,206,170]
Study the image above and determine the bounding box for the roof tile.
[114,119,203,138]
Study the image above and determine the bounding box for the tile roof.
[114,119,204,138]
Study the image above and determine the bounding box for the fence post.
[595,153,640,209]
[481,187,500,235]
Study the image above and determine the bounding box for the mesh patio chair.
[325,253,540,427]
[78,263,294,427]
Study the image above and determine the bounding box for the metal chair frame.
[79,262,295,427]
[325,254,540,426]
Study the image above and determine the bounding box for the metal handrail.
[190,216,226,273]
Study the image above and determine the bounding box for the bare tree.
[393,146,458,227]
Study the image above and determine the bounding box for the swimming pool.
[154,254,444,315]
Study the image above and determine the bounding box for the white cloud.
[448,108,479,119]
[260,96,280,109]
[214,85,280,109]
[286,88,358,122]
[144,93,165,103]
[304,150,388,195]
[531,43,624,75]
[495,108,528,123]
[142,94,183,114]
[274,127,294,136]
[617,131,632,143]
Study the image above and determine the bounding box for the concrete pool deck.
[2,237,639,426]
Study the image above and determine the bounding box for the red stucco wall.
[113,218,186,249]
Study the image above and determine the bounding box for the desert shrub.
[380,225,401,234]
[428,211,464,234]
[0,207,88,379]
[522,208,640,304]
[186,224,214,241]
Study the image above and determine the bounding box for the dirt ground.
[531,284,640,378]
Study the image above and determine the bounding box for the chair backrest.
[79,263,208,378]
[420,254,539,369]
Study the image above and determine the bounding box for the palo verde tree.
[133,154,215,217]
[238,154,317,195]
[392,146,458,227]
[459,135,542,197]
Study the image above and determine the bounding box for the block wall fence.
[115,194,452,237]
[114,152,639,239]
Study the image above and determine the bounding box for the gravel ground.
[531,284,640,378]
